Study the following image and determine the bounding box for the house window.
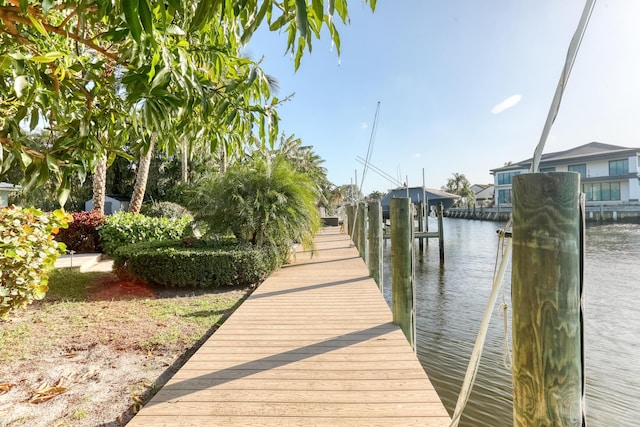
[497,189,512,204]
[609,159,629,176]
[540,166,556,172]
[583,182,621,201]
[497,171,521,185]
[568,164,587,177]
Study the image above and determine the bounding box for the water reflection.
[382,219,639,426]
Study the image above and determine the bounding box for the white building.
[0,182,20,208]
[85,195,130,214]
[490,142,640,206]
[471,184,494,207]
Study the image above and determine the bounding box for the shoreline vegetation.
[0,269,253,426]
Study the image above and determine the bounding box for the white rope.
[530,0,596,173]
[497,229,513,370]
[448,1,596,423]
[449,229,512,427]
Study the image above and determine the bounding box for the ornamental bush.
[0,206,71,318]
[113,239,280,288]
[140,201,191,219]
[98,212,192,256]
[190,155,321,250]
[55,210,106,253]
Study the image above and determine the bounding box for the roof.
[380,186,460,206]
[471,183,492,191]
[106,194,131,202]
[491,142,640,173]
[0,182,21,191]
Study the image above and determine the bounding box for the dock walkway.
[128,227,450,426]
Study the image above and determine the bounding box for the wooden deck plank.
[128,416,450,427]
[128,227,450,426]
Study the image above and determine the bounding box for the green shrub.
[140,201,191,219]
[113,239,280,288]
[0,206,71,318]
[190,155,321,250]
[55,210,106,253]
[98,212,191,256]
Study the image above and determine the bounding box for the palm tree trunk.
[92,151,107,213]
[219,143,227,173]
[129,137,155,214]
[181,138,189,183]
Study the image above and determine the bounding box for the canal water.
[381,219,639,426]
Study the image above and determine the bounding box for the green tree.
[367,190,384,201]
[442,172,475,206]
[338,183,363,203]
[191,154,321,253]
[0,0,376,206]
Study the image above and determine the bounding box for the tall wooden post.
[438,203,445,263]
[357,202,367,263]
[368,201,383,291]
[390,198,415,349]
[512,172,584,426]
[346,205,355,239]
[417,201,425,253]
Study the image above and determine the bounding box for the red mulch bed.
[88,274,156,301]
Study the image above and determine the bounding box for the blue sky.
[245,1,640,195]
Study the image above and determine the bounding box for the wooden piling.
[438,203,445,263]
[511,172,584,426]
[390,198,415,349]
[368,201,383,291]
[357,202,367,263]
[346,205,355,239]
[418,202,425,253]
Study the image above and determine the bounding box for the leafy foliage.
[98,211,191,256]
[54,210,106,253]
[442,172,475,206]
[140,201,191,219]
[113,238,280,288]
[0,0,375,205]
[0,206,71,318]
[191,155,321,251]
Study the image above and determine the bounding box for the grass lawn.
[0,268,253,426]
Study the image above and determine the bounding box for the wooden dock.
[127,227,450,426]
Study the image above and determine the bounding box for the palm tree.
[442,173,475,206]
[191,155,321,252]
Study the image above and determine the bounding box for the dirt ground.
[0,273,252,427]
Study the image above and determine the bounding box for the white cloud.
[491,94,522,114]
[360,122,368,130]
[412,153,421,159]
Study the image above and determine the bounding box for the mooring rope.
[449,1,595,424]
[530,0,596,173]
[449,222,512,427]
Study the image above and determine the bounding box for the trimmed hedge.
[113,239,281,288]
[98,212,191,256]
[55,210,105,253]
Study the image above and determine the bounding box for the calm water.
[382,219,640,426]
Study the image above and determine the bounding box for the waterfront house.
[490,142,640,207]
[380,186,460,219]
[471,184,494,207]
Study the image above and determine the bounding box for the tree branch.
[0,7,119,62]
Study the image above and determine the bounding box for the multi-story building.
[490,142,640,207]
